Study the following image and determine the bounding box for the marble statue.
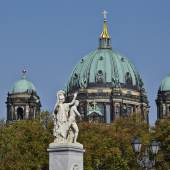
[68,100,81,143]
[53,90,80,144]
[48,91,84,170]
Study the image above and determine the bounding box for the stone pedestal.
[48,143,85,170]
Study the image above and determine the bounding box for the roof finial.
[99,10,112,49]
[22,69,27,79]
[102,10,108,21]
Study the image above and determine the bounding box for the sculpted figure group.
[53,90,81,144]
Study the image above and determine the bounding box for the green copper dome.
[66,15,145,93]
[67,49,143,92]
[159,75,170,91]
[11,70,36,93]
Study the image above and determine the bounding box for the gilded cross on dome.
[102,10,108,20]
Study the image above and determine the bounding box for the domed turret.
[12,70,36,93]
[6,70,41,122]
[159,75,170,92]
[156,75,170,120]
[66,11,149,123]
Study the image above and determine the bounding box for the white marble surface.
[53,90,81,144]
[49,142,84,149]
[48,143,85,170]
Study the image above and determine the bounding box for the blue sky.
[0,0,170,124]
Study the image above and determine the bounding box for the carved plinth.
[48,143,85,170]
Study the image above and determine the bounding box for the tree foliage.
[0,114,169,170]
[0,119,53,170]
[79,117,149,170]
[152,117,170,170]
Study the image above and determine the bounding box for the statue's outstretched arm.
[68,92,78,106]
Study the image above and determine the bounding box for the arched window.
[17,107,24,120]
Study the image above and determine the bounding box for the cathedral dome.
[11,70,36,94]
[159,75,170,92]
[66,15,143,93]
[67,48,143,92]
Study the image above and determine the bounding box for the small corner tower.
[156,75,170,120]
[6,70,41,122]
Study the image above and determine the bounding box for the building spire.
[99,10,112,49]
[22,69,27,79]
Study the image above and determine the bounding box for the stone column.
[15,106,18,120]
[162,103,166,117]
[105,104,111,123]
[48,143,85,170]
[25,105,29,119]
[10,106,14,120]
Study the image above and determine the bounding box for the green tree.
[0,114,169,170]
[0,120,53,170]
[78,117,150,170]
[153,117,170,170]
